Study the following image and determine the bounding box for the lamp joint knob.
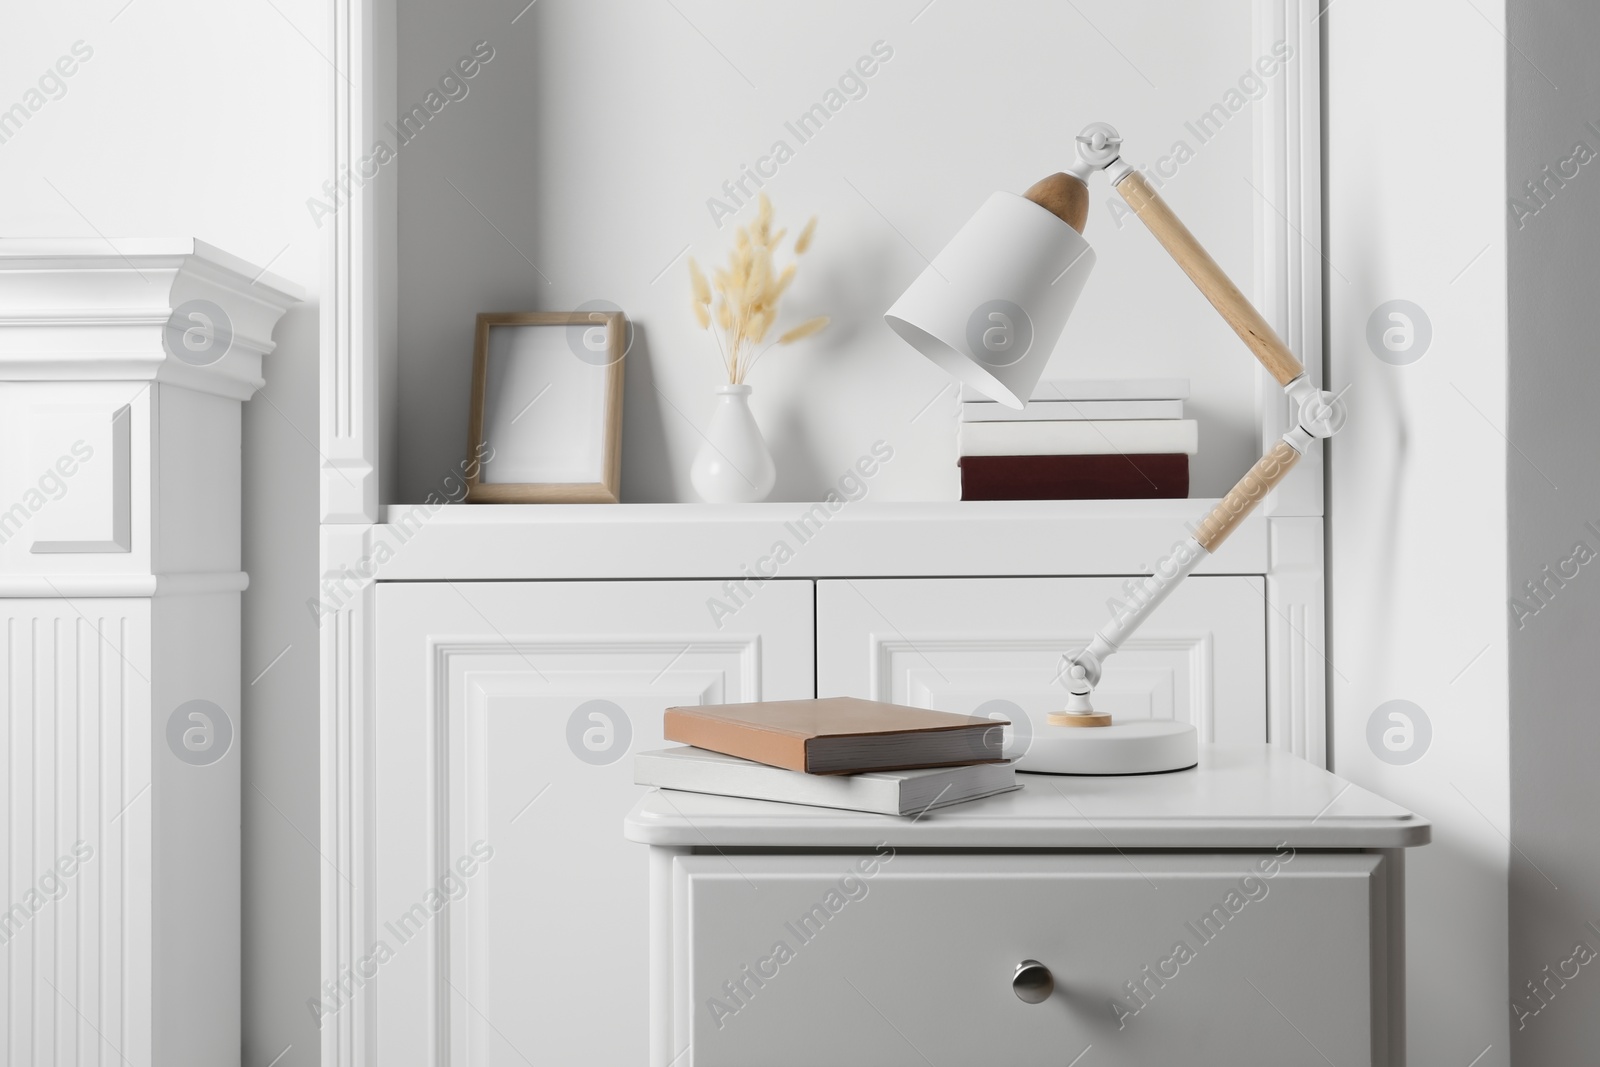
[1285,376,1349,439]
[1075,122,1123,167]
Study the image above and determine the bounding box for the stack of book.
[959,378,1195,500]
[633,697,1018,817]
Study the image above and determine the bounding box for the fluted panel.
[2,602,150,1067]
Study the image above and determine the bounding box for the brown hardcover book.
[959,453,1188,500]
[662,697,1006,775]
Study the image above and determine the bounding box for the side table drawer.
[674,851,1387,1066]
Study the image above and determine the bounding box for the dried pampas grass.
[689,194,827,384]
[778,316,829,345]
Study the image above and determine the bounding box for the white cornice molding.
[0,570,250,598]
[0,238,303,400]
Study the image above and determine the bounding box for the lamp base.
[1016,720,1198,776]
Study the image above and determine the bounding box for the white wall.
[0,4,326,1066]
[1326,2,1509,1063]
[393,0,1280,504]
[1505,0,1600,1061]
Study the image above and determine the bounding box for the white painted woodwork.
[1267,516,1326,763]
[369,579,815,1067]
[817,576,1268,748]
[2,602,150,1067]
[1252,0,1330,761]
[0,241,299,1067]
[630,747,1427,1067]
[323,0,393,524]
[625,746,1429,851]
[1,383,147,577]
[1256,0,1326,519]
[319,4,1333,1065]
[677,853,1383,1066]
[26,401,130,553]
[365,499,1266,580]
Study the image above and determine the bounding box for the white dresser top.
[623,745,1429,850]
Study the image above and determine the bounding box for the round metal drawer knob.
[1012,959,1054,1003]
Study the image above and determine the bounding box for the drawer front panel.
[817,576,1267,749]
[678,852,1382,1066]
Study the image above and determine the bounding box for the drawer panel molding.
[818,576,1268,750]
[673,852,1387,1066]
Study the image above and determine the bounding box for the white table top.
[623,745,1429,850]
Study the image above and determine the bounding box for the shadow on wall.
[618,321,675,503]
[240,298,323,1067]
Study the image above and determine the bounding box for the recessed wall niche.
[388,0,1272,505]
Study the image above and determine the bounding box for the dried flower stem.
[688,194,827,384]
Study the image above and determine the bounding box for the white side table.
[0,240,300,1067]
[626,746,1428,1067]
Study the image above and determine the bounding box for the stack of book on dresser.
[959,378,1195,500]
[633,697,1017,816]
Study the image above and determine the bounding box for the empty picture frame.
[465,311,626,503]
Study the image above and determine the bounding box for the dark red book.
[959,454,1188,500]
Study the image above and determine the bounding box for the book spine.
[662,710,811,772]
[958,420,1199,457]
[961,378,1190,403]
[959,454,1189,501]
[960,399,1184,423]
[634,754,902,814]
[635,752,1018,815]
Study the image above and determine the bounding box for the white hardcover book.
[961,398,1184,422]
[633,746,1019,816]
[961,377,1190,403]
[959,419,1199,457]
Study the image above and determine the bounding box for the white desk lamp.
[885,123,1346,775]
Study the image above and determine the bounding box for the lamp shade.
[885,192,1095,409]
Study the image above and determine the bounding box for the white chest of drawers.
[347,502,1328,1065]
[626,746,1428,1067]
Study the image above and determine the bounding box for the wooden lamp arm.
[1107,157,1347,556]
[1195,437,1303,551]
[1062,433,1308,700]
[1049,124,1343,715]
[1114,171,1306,387]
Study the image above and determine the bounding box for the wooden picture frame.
[465,311,626,503]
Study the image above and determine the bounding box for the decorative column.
[0,239,300,1066]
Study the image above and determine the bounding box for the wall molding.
[1256,0,1326,517]
[319,561,373,1067]
[871,634,1217,737]
[1267,516,1327,764]
[429,638,759,1057]
[0,240,302,402]
[320,0,391,524]
[0,571,250,598]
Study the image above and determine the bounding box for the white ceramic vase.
[690,384,776,503]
